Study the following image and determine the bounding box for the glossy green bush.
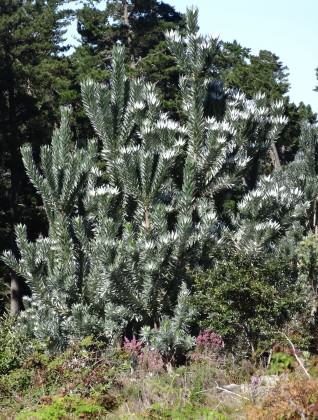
[268,352,295,374]
[192,255,305,352]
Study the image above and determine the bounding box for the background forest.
[1,1,318,418]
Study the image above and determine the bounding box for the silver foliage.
[2,8,307,348]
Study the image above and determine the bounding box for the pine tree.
[72,0,184,114]
[3,7,306,348]
[219,47,290,100]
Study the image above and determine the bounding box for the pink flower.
[195,330,224,351]
[123,336,142,355]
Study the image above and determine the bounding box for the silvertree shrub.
[2,8,306,349]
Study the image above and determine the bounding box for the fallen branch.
[282,333,310,379]
[215,382,250,401]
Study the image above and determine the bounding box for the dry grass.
[245,377,318,419]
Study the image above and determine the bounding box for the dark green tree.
[220,47,290,100]
[72,0,184,113]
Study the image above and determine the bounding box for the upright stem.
[144,207,150,230]
[313,197,318,237]
[122,0,134,64]
[8,63,24,315]
[269,143,281,169]
[10,275,23,316]
[122,0,129,26]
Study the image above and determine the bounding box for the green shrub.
[0,318,21,374]
[0,368,33,396]
[0,315,48,376]
[192,255,305,352]
[0,316,25,374]
[268,352,296,374]
[297,233,318,350]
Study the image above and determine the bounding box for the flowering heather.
[123,338,165,373]
[195,330,224,352]
[123,336,142,356]
[139,349,164,374]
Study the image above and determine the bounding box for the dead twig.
[282,333,310,379]
[215,382,250,401]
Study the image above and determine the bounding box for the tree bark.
[7,65,24,315]
[10,275,23,315]
[269,143,281,169]
[313,197,318,236]
[122,0,129,26]
[122,0,134,64]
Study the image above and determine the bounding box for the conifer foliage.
[2,8,307,348]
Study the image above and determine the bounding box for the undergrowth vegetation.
[1,333,318,419]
